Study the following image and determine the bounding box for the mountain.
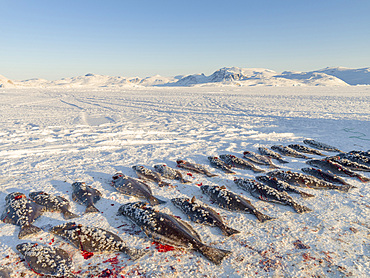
[313,67,370,85]
[0,74,15,88]
[277,71,349,86]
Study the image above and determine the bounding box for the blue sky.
[1,0,369,80]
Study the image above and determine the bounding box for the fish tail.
[291,202,312,214]
[18,224,42,239]
[299,191,315,198]
[206,172,218,177]
[62,210,80,220]
[120,246,150,260]
[85,204,100,213]
[220,225,240,237]
[148,196,166,205]
[253,210,274,222]
[252,167,266,173]
[180,178,192,184]
[357,175,370,182]
[337,184,355,192]
[277,158,289,164]
[197,244,231,265]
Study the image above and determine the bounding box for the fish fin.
[299,191,315,198]
[291,202,312,214]
[120,246,151,260]
[191,196,196,203]
[253,210,274,223]
[85,204,100,213]
[277,159,289,164]
[337,185,355,192]
[63,210,80,220]
[197,244,231,265]
[253,168,266,173]
[18,224,42,239]
[220,225,240,237]
[205,172,218,177]
[148,196,166,205]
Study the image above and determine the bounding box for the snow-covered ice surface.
[0,86,369,277]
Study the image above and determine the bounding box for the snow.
[0,86,369,277]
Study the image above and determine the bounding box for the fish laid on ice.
[154,164,191,183]
[118,202,231,265]
[256,175,315,198]
[29,191,79,220]
[271,145,309,159]
[336,152,370,166]
[327,156,370,172]
[266,170,353,192]
[234,178,311,213]
[301,167,351,185]
[171,196,240,236]
[50,222,149,260]
[1,192,45,239]
[16,242,76,278]
[349,150,370,158]
[219,154,265,173]
[176,159,218,177]
[208,156,236,174]
[71,182,102,213]
[200,185,274,222]
[111,172,166,205]
[243,151,279,168]
[132,165,173,187]
[258,147,289,163]
[288,144,325,156]
[306,159,370,182]
[303,139,343,153]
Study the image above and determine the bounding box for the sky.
[1,0,370,80]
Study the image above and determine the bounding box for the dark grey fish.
[219,154,265,173]
[111,172,166,205]
[176,159,218,177]
[0,267,11,278]
[327,156,370,172]
[349,150,370,158]
[301,167,351,185]
[288,144,325,156]
[234,178,311,214]
[336,152,370,166]
[271,145,309,159]
[171,196,240,236]
[256,175,315,198]
[71,182,102,213]
[16,242,76,278]
[154,164,191,183]
[243,151,279,168]
[303,139,343,153]
[118,202,231,265]
[200,185,273,222]
[306,159,370,182]
[258,147,289,163]
[50,222,149,260]
[208,156,236,174]
[132,165,173,187]
[266,170,353,192]
[1,192,45,239]
[29,191,79,220]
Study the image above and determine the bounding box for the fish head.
[200,184,213,194]
[29,191,46,199]
[16,242,37,255]
[50,222,78,235]
[5,192,26,203]
[117,201,148,216]
[112,173,124,180]
[256,175,267,182]
[219,154,226,159]
[171,197,188,207]
[71,182,86,190]
[176,159,184,164]
[153,164,164,171]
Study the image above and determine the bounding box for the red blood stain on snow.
[187,173,193,177]
[103,256,119,264]
[152,241,175,252]
[196,183,203,186]
[81,251,94,259]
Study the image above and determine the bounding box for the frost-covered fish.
[176,159,218,177]
[266,170,353,192]
[16,242,76,278]
[29,191,79,220]
[301,167,351,185]
[171,196,240,236]
[303,139,343,153]
[306,159,370,182]
[219,154,265,173]
[50,222,149,260]
[0,267,11,278]
[71,182,102,213]
[349,150,370,158]
[256,175,315,198]
[327,156,370,172]
[336,152,370,166]
[243,151,279,168]
[258,147,289,163]
[271,145,309,159]
[288,144,325,156]
[208,156,236,174]
[200,185,273,222]
[234,178,312,214]
[1,192,45,239]
[111,172,166,205]
[154,164,191,183]
[132,165,172,187]
[118,202,231,265]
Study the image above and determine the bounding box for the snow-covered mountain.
[3,66,370,88]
